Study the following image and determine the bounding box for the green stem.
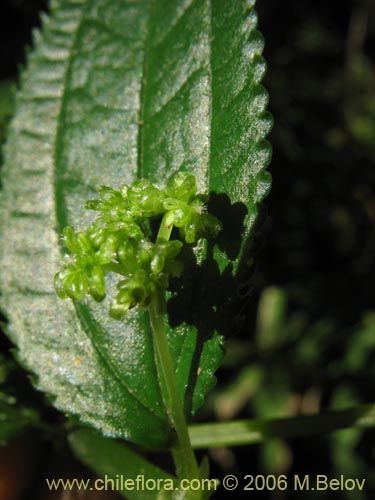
[188,403,375,449]
[148,212,199,480]
[155,212,173,243]
[149,299,199,480]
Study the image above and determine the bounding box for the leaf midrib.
[52,0,167,425]
[136,0,153,179]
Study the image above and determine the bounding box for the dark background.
[0,0,374,498]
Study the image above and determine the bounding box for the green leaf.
[188,404,375,449]
[0,0,271,448]
[69,428,176,500]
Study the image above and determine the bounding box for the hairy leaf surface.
[0,0,272,448]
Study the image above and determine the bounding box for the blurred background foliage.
[0,0,374,498]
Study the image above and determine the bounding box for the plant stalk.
[149,299,199,480]
[148,212,199,481]
[155,212,173,242]
[188,403,375,449]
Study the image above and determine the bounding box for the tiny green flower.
[85,185,130,221]
[109,239,183,318]
[54,172,221,317]
[165,171,197,203]
[110,270,153,319]
[163,173,221,243]
[54,227,107,302]
[127,179,166,217]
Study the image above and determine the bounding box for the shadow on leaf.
[167,191,267,417]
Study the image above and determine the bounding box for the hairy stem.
[148,211,199,481]
[149,298,199,480]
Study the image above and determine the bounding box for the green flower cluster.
[54,172,221,318]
